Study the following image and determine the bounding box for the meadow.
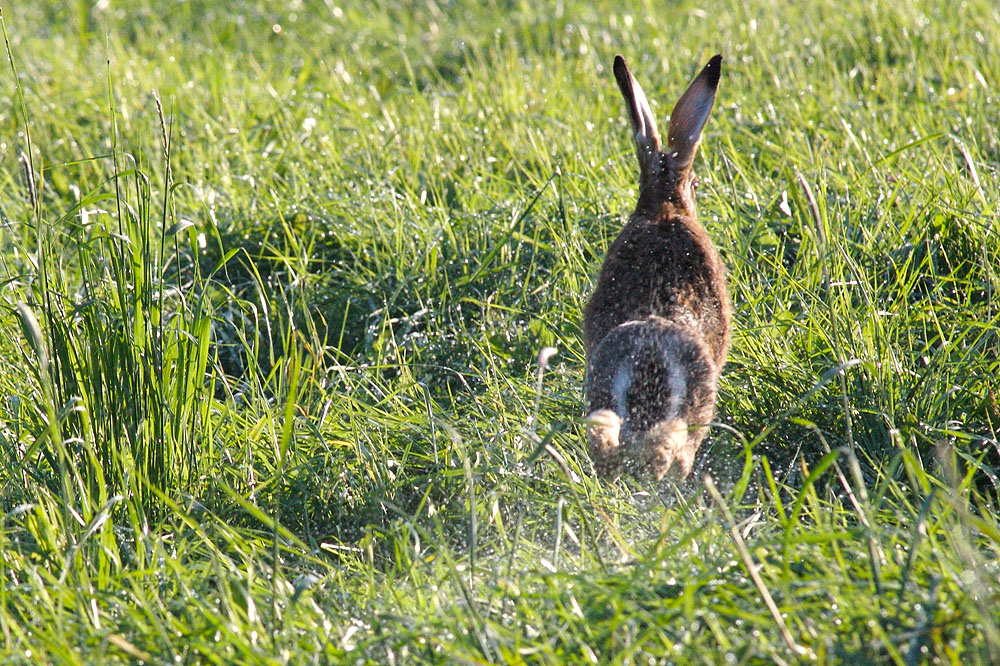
[0,0,998,663]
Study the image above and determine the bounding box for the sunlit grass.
[0,0,998,663]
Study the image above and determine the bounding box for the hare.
[583,54,731,481]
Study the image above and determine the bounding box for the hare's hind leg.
[585,408,623,479]
[640,418,702,480]
[584,320,668,480]
[584,337,638,479]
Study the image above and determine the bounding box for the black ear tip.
[701,54,723,88]
[613,54,628,77]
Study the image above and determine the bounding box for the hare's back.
[584,218,729,361]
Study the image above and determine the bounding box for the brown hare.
[583,54,731,481]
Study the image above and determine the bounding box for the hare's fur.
[584,55,731,481]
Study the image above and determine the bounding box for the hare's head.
[613,54,721,217]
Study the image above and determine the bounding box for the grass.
[0,0,998,663]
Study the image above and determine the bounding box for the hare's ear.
[614,55,662,174]
[666,55,722,173]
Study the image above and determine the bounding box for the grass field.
[1,0,998,663]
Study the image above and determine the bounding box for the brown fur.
[583,55,731,481]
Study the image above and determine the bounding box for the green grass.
[0,0,998,663]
